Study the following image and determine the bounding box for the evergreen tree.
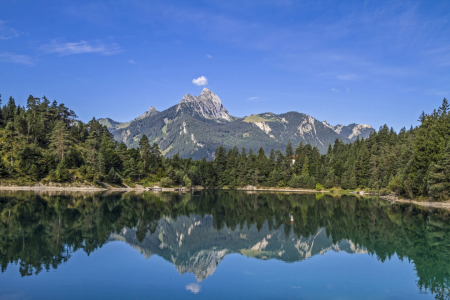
[3,122,17,167]
[427,141,450,200]
[139,134,150,170]
[49,121,71,161]
[301,156,309,176]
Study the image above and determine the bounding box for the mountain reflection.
[110,217,365,282]
[0,190,449,299]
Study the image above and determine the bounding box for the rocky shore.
[380,194,450,210]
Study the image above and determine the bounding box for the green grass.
[243,115,270,123]
[161,144,173,155]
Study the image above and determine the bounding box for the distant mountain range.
[109,215,366,282]
[99,88,374,159]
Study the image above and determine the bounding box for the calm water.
[0,190,449,299]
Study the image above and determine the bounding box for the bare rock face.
[322,121,374,141]
[175,249,228,282]
[177,88,232,121]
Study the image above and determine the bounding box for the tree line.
[0,94,449,200]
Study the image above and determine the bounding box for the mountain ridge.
[99,89,374,159]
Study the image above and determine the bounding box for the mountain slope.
[100,88,372,159]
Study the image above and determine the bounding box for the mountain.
[99,106,159,130]
[109,214,366,282]
[99,88,373,159]
[322,121,375,141]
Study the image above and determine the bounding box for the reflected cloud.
[186,283,201,294]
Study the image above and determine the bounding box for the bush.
[50,159,69,182]
[379,188,390,196]
[160,177,173,187]
[315,183,325,191]
[107,167,122,184]
[183,174,192,188]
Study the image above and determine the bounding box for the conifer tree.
[427,141,450,200]
[49,121,71,161]
[301,156,309,176]
[139,134,150,170]
[3,122,17,167]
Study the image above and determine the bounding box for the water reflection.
[0,190,449,299]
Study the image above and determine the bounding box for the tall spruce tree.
[3,122,17,167]
[427,141,450,200]
[49,121,71,161]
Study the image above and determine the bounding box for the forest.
[0,94,449,201]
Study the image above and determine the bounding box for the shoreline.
[1,185,449,210]
[380,195,450,210]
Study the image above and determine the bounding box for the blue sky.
[1,0,449,130]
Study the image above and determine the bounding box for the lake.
[0,190,448,299]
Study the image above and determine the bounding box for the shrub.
[160,177,173,187]
[315,183,325,191]
[183,174,192,188]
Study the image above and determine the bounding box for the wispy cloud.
[0,53,34,66]
[331,88,339,93]
[40,40,121,56]
[248,96,260,100]
[0,20,20,40]
[192,76,208,86]
[337,74,357,80]
[425,89,450,97]
[206,54,212,58]
[129,59,136,64]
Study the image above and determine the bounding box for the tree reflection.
[0,190,449,299]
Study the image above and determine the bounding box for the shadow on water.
[0,190,449,299]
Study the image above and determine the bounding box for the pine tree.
[49,121,71,161]
[285,140,293,157]
[3,97,16,123]
[301,156,309,176]
[356,143,371,187]
[427,141,450,200]
[214,145,227,186]
[139,134,150,170]
[3,122,17,167]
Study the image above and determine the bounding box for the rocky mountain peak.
[323,121,375,141]
[178,89,232,121]
[133,106,159,122]
[200,87,211,94]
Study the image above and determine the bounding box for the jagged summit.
[102,89,375,159]
[321,121,374,141]
[177,88,232,121]
[133,106,159,122]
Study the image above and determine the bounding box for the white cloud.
[129,59,136,64]
[0,53,34,66]
[192,76,208,86]
[331,88,339,93]
[347,87,350,93]
[248,96,260,100]
[186,283,201,294]
[41,40,121,56]
[0,20,19,40]
[337,74,357,80]
[206,54,212,58]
